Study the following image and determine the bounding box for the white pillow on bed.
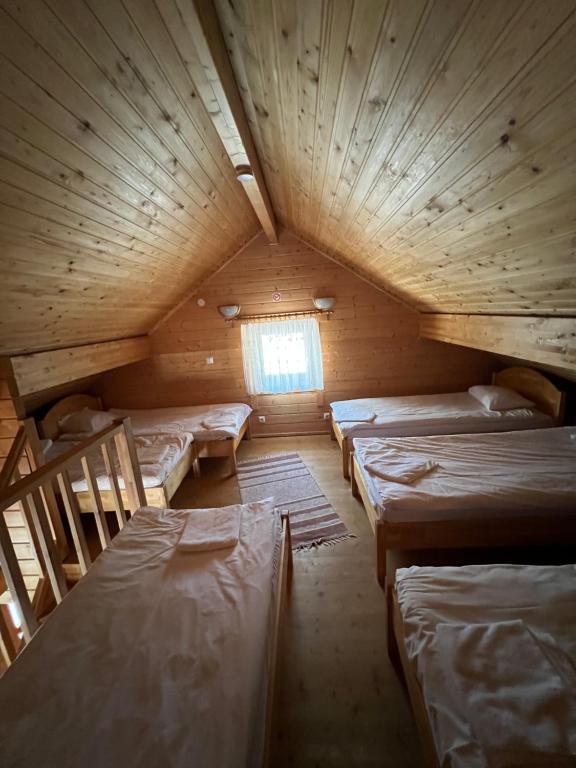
[468,385,534,412]
[58,408,115,436]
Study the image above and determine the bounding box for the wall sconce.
[313,297,335,311]
[235,165,255,183]
[218,304,241,319]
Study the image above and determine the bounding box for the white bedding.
[111,403,252,441]
[0,501,282,768]
[395,563,576,768]
[353,426,576,522]
[331,392,554,438]
[46,431,192,491]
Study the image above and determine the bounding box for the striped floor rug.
[237,452,355,550]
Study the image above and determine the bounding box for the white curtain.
[240,317,324,395]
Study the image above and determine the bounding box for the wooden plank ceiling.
[216,0,576,316]
[0,0,259,355]
[1,0,575,358]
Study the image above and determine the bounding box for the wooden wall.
[97,231,499,436]
[0,374,41,598]
[0,374,17,470]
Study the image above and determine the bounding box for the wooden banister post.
[24,491,68,604]
[114,419,147,512]
[0,604,20,665]
[57,471,91,575]
[81,455,111,550]
[0,428,27,490]
[22,418,68,557]
[0,510,38,642]
[100,442,127,529]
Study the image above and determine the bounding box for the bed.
[31,395,199,512]
[351,426,576,586]
[0,499,293,768]
[389,563,576,768]
[331,367,564,478]
[109,402,253,474]
[45,430,194,500]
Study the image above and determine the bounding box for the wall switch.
[323,412,331,420]
[206,356,214,365]
[258,415,266,423]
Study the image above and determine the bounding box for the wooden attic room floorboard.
[172,435,423,768]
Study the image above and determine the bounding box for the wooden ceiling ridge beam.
[190,0,278,243]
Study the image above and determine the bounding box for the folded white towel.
[177,505,242,552]
[200,415,238,434]
[332,407,376,423]
[364,451,438,484]
[137,445,170,465]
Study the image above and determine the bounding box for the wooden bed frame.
[351,448,576,588]
[195,413,251,475]
[32,394,208,512]
[332,366,565,480]
[263,511,293,766]
[388,585,439,768]
[0,424,293,768]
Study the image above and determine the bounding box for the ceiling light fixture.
[313,297,335,311]
[235,164,255,183]
[218,304,241,319]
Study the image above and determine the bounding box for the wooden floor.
[172,435,423,768]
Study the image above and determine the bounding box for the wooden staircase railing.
[0,418,146,659]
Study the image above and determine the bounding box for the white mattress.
[331,392,554,438]
[46,432,192,491]
[0,501,282,768]
[111,403,252,441]
[395,563,576,768]
[353,426,576,522]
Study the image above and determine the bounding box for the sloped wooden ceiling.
[0,0,259,355]
[2,0,575,365]
[216,0,576,316]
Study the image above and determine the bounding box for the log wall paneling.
[0,0,259,355]
[7,337,152,397]
[217,0,576,316]
[420,314,576,377]
[0,375,41,599]
[97,231,500,437]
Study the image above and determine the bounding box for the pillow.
[468,385,534,412]
[58,407,115,436]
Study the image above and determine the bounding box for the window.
[240,317,324,395]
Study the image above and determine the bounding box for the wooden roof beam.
[5,337,152,398]
[190,0,278,242]
[420,313,576,376]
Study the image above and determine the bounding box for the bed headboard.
[39,394,103,439]
[492,367,565,422]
